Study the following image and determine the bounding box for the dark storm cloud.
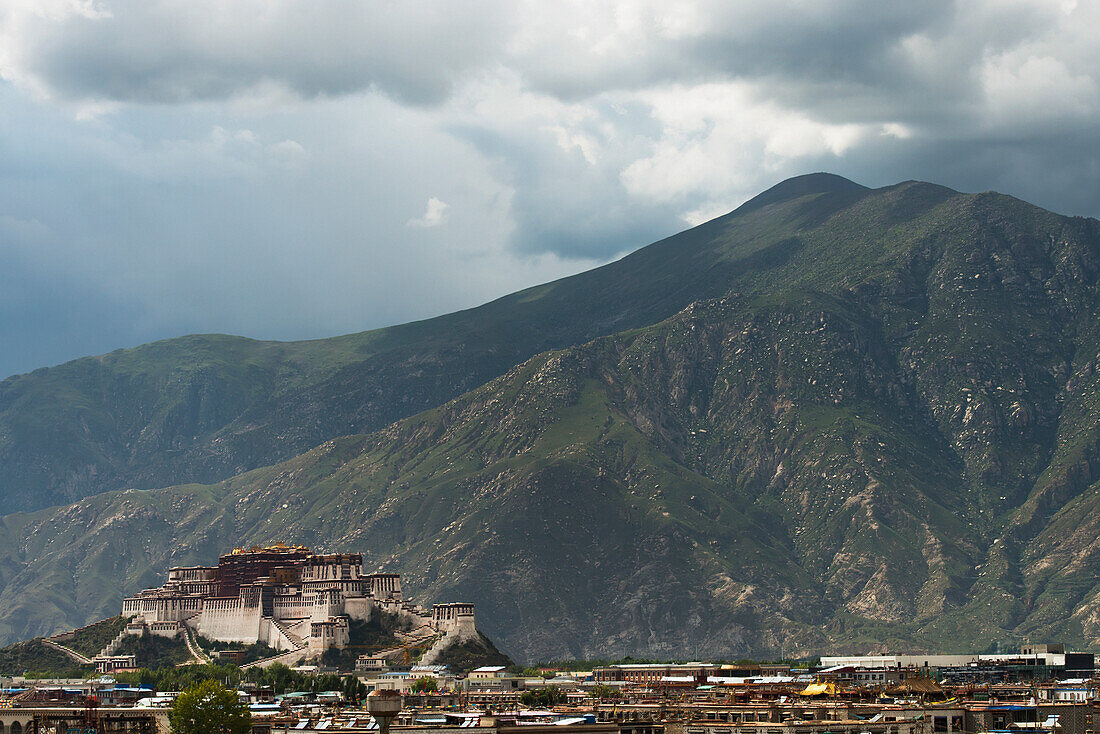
[9,1,508,106]
[836,125,1100,220]
[0,249,160,377]
[513,2,957,102]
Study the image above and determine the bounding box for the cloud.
[267,139,308,169]
[0,0,509,106]
[2,0,1100,377]
[407,197,450,228]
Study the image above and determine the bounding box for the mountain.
[2,175,1100,662]
[0,173,867,514]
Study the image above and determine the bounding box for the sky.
[1,1,1098,380]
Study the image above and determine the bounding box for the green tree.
[411,676,439,693]
[168,679,251,734]
[343,675,365,703]
[592,684,622,701]
[520,686,565,707]
[313,673,344,694]
[259,662,299,694]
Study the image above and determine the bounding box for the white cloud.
[407,197,450,228]
[981,53,1098,126]
[267,139,308,168]
[618,82,877,220]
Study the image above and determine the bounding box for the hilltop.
[1,175,1099,661]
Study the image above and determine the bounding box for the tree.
[520,686,566,707]
[411,676,439,693]
[260,662,299,694]
[169,679,251,734]
[313,673,344,694]
[343,675,366,703]
[592,685,622,701]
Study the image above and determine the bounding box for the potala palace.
[119,544,476,667]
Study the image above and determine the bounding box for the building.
[94,655,138,674]
[121,544,477,665]
[468,667,508,680]
[595,664,725,686]
[0,704,164,733]
[819,646,1094,681]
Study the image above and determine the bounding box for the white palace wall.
[344,596,373,622]
[122,549,476,658]
[196,599,263,644]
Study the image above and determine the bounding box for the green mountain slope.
[2,175,1099,660]
[0,174,869,514]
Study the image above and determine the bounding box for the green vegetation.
[246,666,348,697]
[65,616,129,658]
[592,685,623,700]
[169,679,251,734]
[195,636,280,666]
[115,661,360,698]
[520,687,567,707]
[2,175,1100,663]
[318,615,404,671]
[114,633,194,669]
[0,638,89,676]
[412,676,439,693]
[117,663,244,691]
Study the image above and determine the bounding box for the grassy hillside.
[1,176,1099,661]
[64,616,129,658]
[0,637,87,676]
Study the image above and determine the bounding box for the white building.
[121,544,476,666]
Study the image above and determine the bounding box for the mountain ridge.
[731,171,870,215]
[0,173,920,514]
[2,176,1100,661]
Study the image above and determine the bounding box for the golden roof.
[230,542,311,555]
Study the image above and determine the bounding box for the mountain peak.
[733,172,869,216]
